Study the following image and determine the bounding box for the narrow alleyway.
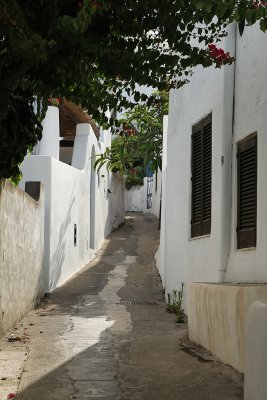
[0,213,243,400]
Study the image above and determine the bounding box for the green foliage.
[1,1,267,178]
[9,170,22,186]
[125,168,144,190]
[94,136,129,173]
[0,89,42,181]
[1,1,266,121]
[94,90,167,184]
[166,283,186,323]
[118,90,168,173]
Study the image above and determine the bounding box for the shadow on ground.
[4,213,243,400]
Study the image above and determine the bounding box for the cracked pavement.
[0,213,243,399]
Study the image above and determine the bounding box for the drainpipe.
[218,22,237,282]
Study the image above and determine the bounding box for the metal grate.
[122,300,158,306]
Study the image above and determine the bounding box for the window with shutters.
[191,115,212,238]
[237,134,257,249]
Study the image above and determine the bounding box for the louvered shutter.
[203,117,212,235]
[191,115,212,238]
[191,123,202,237]
[237,134,257,249]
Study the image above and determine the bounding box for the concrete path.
[0,213,243,399]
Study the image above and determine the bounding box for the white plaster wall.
[125,185,145,212]
[150,171,161,218]
[20,155,92,291]
[20,123,125,292]
[225,23,267,283]
[0,180,44,335]
[163,26,236,309]
[156,116,168,287]
[125,173,161,216]
[159,22,267,381]
[39,106,60,159]
[109,172,125,229]
[163,23,267,299]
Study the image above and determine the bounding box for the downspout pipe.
[218,22,237,282]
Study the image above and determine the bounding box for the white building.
[125,173,161,217]
[20,105,125,293]
[158,21,267,380]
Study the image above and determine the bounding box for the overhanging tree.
[1,0,267,179]
[94,90,168,188]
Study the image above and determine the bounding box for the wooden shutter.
[191,115,212,238]
[203,117,212,235]
[191,123,202,237]
[237,134,257,249]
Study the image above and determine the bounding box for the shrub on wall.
[0,90,42,181]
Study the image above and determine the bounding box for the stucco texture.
[188,282,267,372]
[245,301,267,400]
[0,180,44,335]
[20,121,125,293]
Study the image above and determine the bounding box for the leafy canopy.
[1,0,267,118]
[1,0,267,179]
[94,90,167,187]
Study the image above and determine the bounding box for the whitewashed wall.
[159,22,267,303]
[39,106,60,159]
[155,116,168,287]
[160,25,236,307]
[0,180,44,335]
[155,23,267,381]
[109,172,126,229]
[125,173,161,217]
[225,23,267,283]
[20,113,125,292]
[151,172,161,217]
[125,185,145,212]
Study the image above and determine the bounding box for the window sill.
[236,246,256,252]
[189,234,211,241]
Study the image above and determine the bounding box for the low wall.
[245,301,267,400]
[20,124,125,292]
[125,185,145,212]
[188,282,267,372]
[125,173,161,217]
[0,180,44,335]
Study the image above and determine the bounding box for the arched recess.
[90,145,96,249]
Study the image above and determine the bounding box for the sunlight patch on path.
[99,256,135,336]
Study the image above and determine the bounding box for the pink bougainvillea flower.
[253,0,267,7]
[47,97,61,107]
[7,393,16,399]
[208,43,233,66]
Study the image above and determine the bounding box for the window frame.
[236,133,257,249]
[191,114,212,238]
